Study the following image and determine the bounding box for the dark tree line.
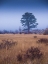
[0,30,19,34]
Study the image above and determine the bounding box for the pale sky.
[0,0,48,31]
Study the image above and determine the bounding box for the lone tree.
[21,12,38,33]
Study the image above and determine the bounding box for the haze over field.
[0,0,48,30]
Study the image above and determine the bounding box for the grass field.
[0,34,48,64]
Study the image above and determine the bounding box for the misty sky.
[0,0,48,31]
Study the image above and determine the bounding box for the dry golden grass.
[0,34,48,64]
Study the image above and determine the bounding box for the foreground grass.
[0,34,48,64]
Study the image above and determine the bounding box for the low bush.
[17,47,43,62]
[25,47,42,60]
[0,39,17,50]
[37,38,48,45]
[17,54,22,61]
[34,36,37,38]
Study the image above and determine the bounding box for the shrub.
[43,28,48,35]
[17,47,43,62]
[17,54,22,61]
[0,39,17,50]
[25,47,43,60]
[37,38,48,45]
[34,36,37,38]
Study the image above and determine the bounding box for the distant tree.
[21,12,38,33]
[43,28,48,35]
[9,30,15,34]
[15,30,19,34]
[19,27,22,34]
[0,31,2,34]
[3,30,9,34]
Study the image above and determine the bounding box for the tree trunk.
[28,22,30,34]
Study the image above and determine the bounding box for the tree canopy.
[21,12,38,33]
